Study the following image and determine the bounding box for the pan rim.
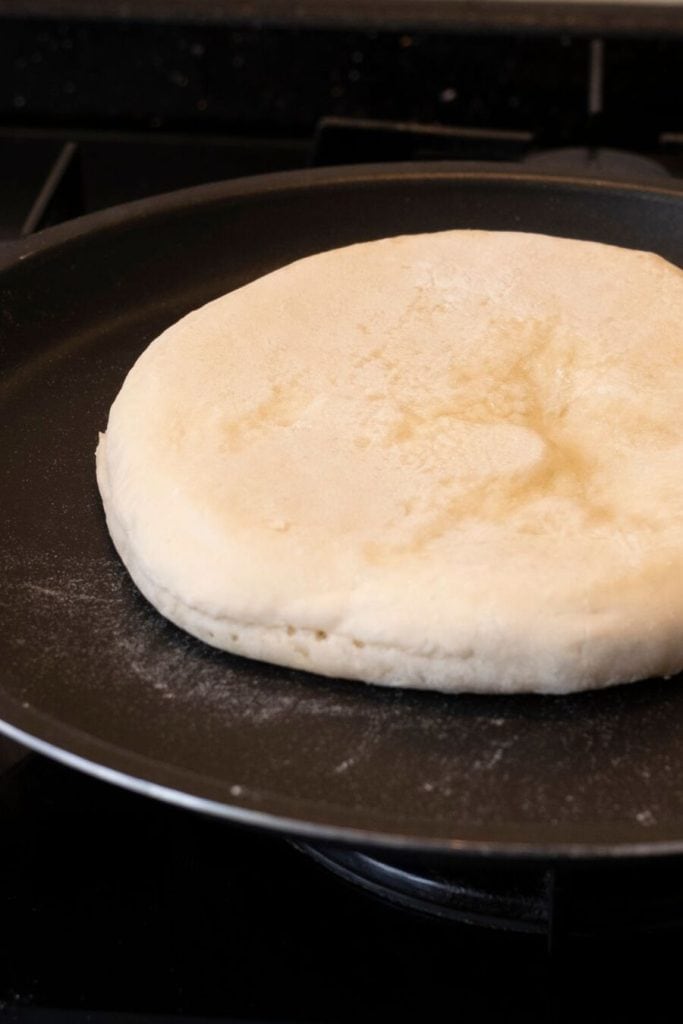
[4,714,683,861]
[2,161,683,272]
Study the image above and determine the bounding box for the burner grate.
[296,841,683,950]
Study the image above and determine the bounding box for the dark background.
[1,0,683,232]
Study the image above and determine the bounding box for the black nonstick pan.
[2,164,683,858]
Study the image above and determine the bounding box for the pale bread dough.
[96,230,683,695]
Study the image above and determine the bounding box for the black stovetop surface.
[0,748,682,1023]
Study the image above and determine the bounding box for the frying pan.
[2,164,683,858]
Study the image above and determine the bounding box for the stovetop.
[1,748,682,1023]
[3,11,683,1019]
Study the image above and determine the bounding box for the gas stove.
[3,7,683,1022]
[1,750,683,1022]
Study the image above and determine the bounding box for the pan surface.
[3,164,683,856]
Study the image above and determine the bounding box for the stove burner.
[297,842,550,933]
[295,842,683,946]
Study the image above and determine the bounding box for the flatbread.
[96,230,683,695]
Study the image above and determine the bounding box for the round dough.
[96,230,683,695]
